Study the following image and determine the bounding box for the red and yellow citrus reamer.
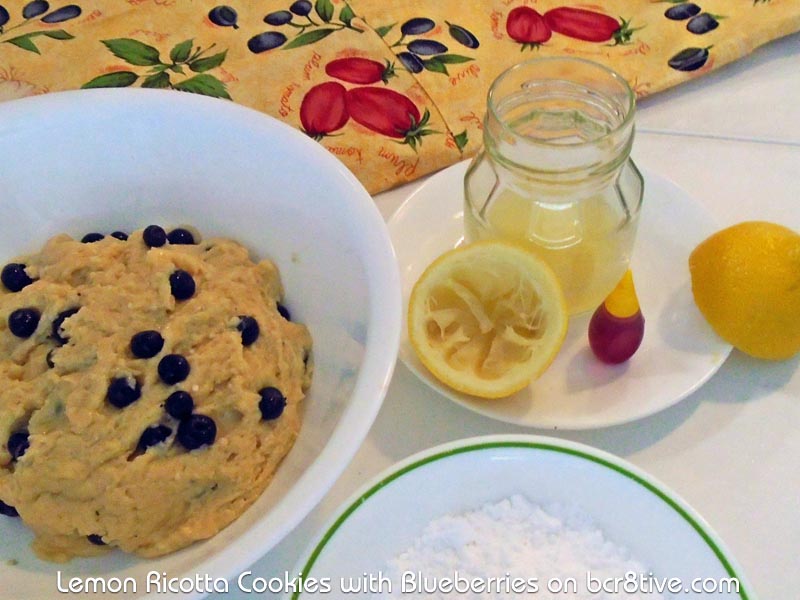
[588,270,645,364]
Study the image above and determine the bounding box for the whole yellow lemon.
[689,221,800,360]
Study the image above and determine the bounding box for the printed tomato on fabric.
[543,7,637,45]
[300,82,349,139]
[506,7,552,46]
[325,57,396,85]
[345,87,434,150]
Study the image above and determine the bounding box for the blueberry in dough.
[87,534,106,546]
[158,354,190,385]
[258,387,286,420]
[143,225,167,248]
[130,330,164,359]
[0,500,19,517]
[137,425,173,451]
[51,307,80,345]
[169,270,196,300]
[106,377,142,408]
[9,308,40,338]
[1,263,34,292]
[276,302,291,321]
[167,228,195,245]
[177,415,216,450]
[81,233,104,243]
[165,391,194,420]
[237,316,260,346]
[7,430,30,461]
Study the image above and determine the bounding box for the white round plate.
[389,160,732,430]
[292,435,752,599]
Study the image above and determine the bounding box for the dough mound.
[0,229,312,561]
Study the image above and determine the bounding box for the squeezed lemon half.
[408,241,568,398]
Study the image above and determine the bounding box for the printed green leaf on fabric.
[423,58,448,74]
[173,74,231,99]
[81,71,139,89]
[4,34,40,53]
[169,39,193,63]
[2,30,74,54]
[283,28,336,50]
[436,54,474,64]
[190,51,227,73]
[339,4,355,26]
[102,39,162,66]
[141,72,171,89]
[315,0,334,23]
[375,23,395,38]
[453,130,469,152]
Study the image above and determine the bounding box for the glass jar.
[464,57,643,315]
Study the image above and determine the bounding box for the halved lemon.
[408,241,568,398]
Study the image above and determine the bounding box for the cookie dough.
[0,227,312,561]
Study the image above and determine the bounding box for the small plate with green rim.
[290,435,753,599]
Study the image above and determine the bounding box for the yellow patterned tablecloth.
[1,0,798,193]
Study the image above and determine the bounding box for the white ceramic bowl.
[293,435,753,599]
[0,90,401,599]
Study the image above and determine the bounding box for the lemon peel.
[689,221,800,360]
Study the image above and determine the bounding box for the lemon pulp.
[408,241,568,398]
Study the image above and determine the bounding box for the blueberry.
[106,377,141,408]
[237,315,260,346]
[258,387,286,420]
[167,228,195,245]
[158,354,190,385]
[177,414,216,450]
[81,232,104,243]
[398,52,424,74]
[110,231,128,241]
[665,3,701,20]
[1,263,34,292]
[668,47,710,71]
[130,330,164,359]
[22,1,49,19]
[51,307,80,345]
[407,39,448,56]
[265,10,292,25]
[247,31,287,54]
[0,500,19,517]
[142,225,167,248]
[276,302,291,321]
[7,431,30,461]
[137,424,172,451]
[401,17,435,36]
[0,6,9,27]
[289,0,311,16]
[165,391,194,419]
[687,13,719,34]
[208,5,238,28]
[446,21,480,48]
[40,4,80,22]
[8,308,40,338]
[169,270,196,300]
[87,534,106,546]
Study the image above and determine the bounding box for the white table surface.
[218,32,800,600]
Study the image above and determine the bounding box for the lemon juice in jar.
[464,58,643,315]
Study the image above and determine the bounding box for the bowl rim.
[290,434,754,600]
[0,88,402,598]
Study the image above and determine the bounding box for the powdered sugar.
[381,495,664,599]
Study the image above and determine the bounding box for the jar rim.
[486,57,636,149]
